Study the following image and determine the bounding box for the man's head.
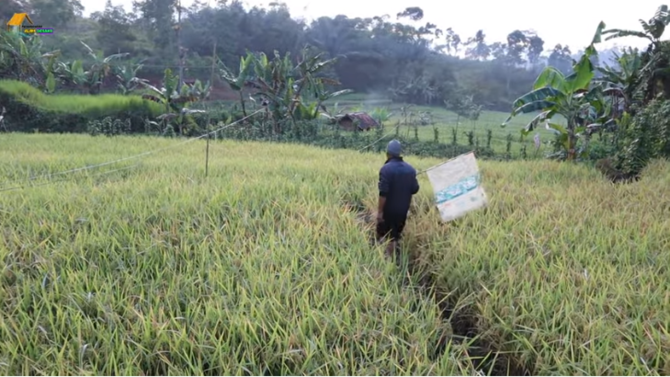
[386,139,402,159]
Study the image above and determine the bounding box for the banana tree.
[219,54,254,116]
[54,59,90,93]
[302,68,352,119]
[114,61,148,95]
[140,69,210,135]
[244,49,352,132]
[0,30,60,91]
[601,5,669,48]
[501,23,613,161]
[598,5,670,103]
[287,51,343,115]
[80,41,129,94]
[595,48,642,113]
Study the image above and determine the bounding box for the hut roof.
[337,112,379,130]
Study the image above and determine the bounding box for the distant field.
[214,92,566,157]
[1,134,669,375]
[323,93,565,156]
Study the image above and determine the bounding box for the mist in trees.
[0,0,625,111]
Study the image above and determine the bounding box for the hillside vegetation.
[1,134,669,375]
[0,0,598,110]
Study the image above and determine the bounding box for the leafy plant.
[616,100,670,176]
[114,61,148,95]
[55,59,89,93]
[79,41,129,94]
[236,48,351,133]
[595,47,642,112]
[601,5,670,46]
[139,68,210,135]
[219,54,254,116]
[370,107,392,126]
[502,23,614,161]
[87,116,131,136]
[0,29,60,91]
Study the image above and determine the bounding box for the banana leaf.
[522,109,555,133]
[502,100,555,127]
[533,67,565,90]
[511,87,562,109]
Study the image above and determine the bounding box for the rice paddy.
[1,133,669,375]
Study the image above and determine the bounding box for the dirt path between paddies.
[345,199,531,376]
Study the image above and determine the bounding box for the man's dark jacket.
[378,157,420,216]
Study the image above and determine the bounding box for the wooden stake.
[205,127,210,178]
[210,40,217,88]
[204,40,217,178]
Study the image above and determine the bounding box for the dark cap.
[387,139,402,157]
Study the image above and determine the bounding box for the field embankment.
[1,134,669,375]
[0,80,163,134]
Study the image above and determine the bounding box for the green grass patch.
[0,80,163,133]
[0,79,163,116]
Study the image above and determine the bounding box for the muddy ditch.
[344,198,531,376]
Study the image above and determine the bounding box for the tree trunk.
[567,131,577,161]
[239,91,247,117]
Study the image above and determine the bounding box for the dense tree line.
[1,0,622,111]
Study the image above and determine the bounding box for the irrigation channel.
[345,198,531,376]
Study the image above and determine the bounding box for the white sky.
[80,0,660,51]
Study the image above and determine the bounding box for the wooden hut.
[335,112,380,131]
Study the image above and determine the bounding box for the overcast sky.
[79,0,660,51]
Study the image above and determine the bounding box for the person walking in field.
[376,139,420,257]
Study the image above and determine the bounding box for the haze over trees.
[0,0,625,111]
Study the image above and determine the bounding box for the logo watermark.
[6,13,53,36]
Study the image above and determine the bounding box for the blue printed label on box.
[434,174,480,204]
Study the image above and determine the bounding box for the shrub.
[87,117,132,137]
[612,100,670,177]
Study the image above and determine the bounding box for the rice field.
[1,134,669,375]
[0,134,476,375]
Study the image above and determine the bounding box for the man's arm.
[377,196,386,218]
[378,168,390,219]
[411,171,420,195]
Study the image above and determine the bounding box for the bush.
[87,117,132,137]
[0,80,163,133]
[615,99,670,176]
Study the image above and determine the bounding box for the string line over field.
[0,109,265,192]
